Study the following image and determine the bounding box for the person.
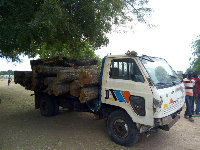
[182,73,187,82]
[8,75,12,86]
[193,71,200,115]
[183,71,195,122]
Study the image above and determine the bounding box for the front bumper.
[154,106,183,131]
[160,114,180,131]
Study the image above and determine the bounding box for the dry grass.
[0,79,200,150]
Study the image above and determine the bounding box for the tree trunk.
[57,68,80,82]
[79,69,100,87]
[30,57,98,67]
[72,58,98,66]
[43,82,54,95]
[36,65,71,77]
[14,71,32,85]
[79,86,99,103]
[44,77,57,85]
[30,59,44,68]
[70,80,81,97]
[52,80,70,96]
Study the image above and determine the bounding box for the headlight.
[129,96,145,116]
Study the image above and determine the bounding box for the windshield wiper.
[155,82,167,85]
[169,75,177,79]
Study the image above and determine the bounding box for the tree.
[189,36,200,73]
[0,0,152,61]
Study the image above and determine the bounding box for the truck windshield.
[140,56,181,88]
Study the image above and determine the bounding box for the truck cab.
[100,52,185,146]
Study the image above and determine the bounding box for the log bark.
[52,81,70,96]
[31,57,98,67]
[79,86,99,103]
[25,83,32,90]
[57,65,99,82]
[43,82,54,95]
[30,59,44,68]
[22,77,32,85]
[57,68,80,82]
[14,71,32,84]
[70,80,81,97]
[44,77,57,85]
[32,66,39,78]
[79,69,100,87]
[72,58,98,66]
[36,65,71,77]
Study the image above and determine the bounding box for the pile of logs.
[14,56,101,103]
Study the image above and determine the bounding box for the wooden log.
[36,65,71,77]
[25,83,32,90]
[79,86,99,103]
[31,77,46,91]
[22,76,32,85]
[71,58,98,66]
[52,80,70,96]
[30,59,44,68]
[57,65,99,82]
[14,71,32,77]
[30,57,98,68]
[32,77,43,86]
[32,66,39,78]
[57,68,80,82]
[44,77,57,85]
[70,80,81,97]
[43,82,54,95]
[14,71,32,84]
[79,69,100,87]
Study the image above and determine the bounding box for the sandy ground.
[0,79,200,150]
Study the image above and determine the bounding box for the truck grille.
[163,101,181,115]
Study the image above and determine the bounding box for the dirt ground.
[0,79,200,150]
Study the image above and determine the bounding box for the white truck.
[16,51,185,146]
[99,52,185,146]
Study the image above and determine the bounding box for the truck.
[14,51,185,146]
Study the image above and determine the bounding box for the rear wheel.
[40,97,54,117]
[107,109,140,146]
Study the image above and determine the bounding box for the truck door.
[102,57,154,126]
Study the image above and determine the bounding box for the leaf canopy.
[0,0,152,61]
[189,36,200,73]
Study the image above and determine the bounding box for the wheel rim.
[113,119,129,138]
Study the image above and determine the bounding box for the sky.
[1,0,200,72]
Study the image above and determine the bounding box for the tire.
[40,97,54,117]
[107,109,140,147]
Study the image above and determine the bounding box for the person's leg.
[184,96,189,118]
[196,94,200,114]
[188,96,194,121]
[191,96,194,115]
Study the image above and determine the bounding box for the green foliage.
[0,70,14,75]
[189,36,200,73]
[0,0,152,61]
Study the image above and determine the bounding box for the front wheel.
[107,109,140,147]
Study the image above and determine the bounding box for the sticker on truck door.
[105,89,131,103]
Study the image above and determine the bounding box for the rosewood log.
[52,80,70,96]
[79,69,100,87]
[36,65,71,77]
[70,80,81,97]
[57,68,80,82]
[44,77,57,85]
[79,86,99,103]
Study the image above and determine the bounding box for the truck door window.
[110,58,144,82]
